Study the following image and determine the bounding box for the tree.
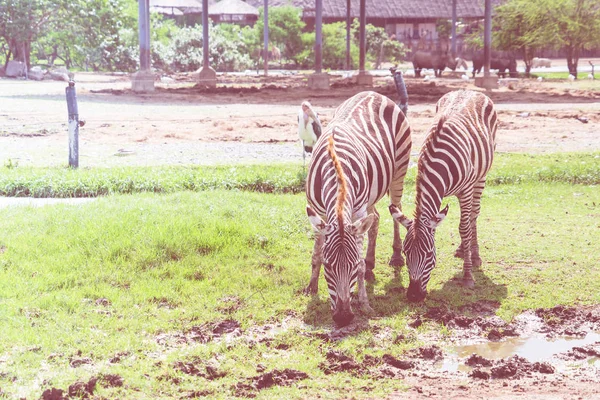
[493,0,549,76]
[254,6,306,65]
[550,0,600,77]
[351,20,406,69]
[0,0,66,68]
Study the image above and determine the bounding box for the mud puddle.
[439,331,600,372]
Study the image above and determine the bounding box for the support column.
[308,0,329,89]
[132,0,154,92]
[451,0,457,57]
[356,0,372,85]
[475,0,498,89]
[196,0,217,87]
[263,0,269,76]
[345,0,351,70]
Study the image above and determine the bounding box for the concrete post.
[451,0,457,57]
[345,0,351,70]
[66,81,79,168]
[308,0,329,89]
[196,0,216,86]
[484,0,492,77]
[132,0,154,92]
[263,0,269,76]
[315,0,322,73]
[356,0,372,85]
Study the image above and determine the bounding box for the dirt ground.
[0,72,599,167]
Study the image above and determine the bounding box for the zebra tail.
[327,133,347,234]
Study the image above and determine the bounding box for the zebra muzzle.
[407,281,427,302]
[332,300,354,327]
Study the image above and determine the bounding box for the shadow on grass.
[302,264,508,333]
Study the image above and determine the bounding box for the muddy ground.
[0,72,599,168]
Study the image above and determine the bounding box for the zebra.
[389,90,498,302]
[305,91,412,327]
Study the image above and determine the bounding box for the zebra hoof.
[389,255,405,267]
[462,278,475,288]
[360,304,375,316]
[303,284,318,296]
[472,257,482,268]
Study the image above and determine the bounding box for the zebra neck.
[414,183,443,226]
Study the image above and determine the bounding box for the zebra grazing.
[305,91,412,327]
[389,90,497,302]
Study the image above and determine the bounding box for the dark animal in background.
[412,51,449,77]
[472,51,518,78]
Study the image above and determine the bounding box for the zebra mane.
[327,133,347,237]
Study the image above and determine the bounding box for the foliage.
[435,19,452,40]
[156,22,253,73]
[351,20,406,68]
[0,153,599,198]
[254,6,306,65]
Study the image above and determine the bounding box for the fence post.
[65,81,79,168]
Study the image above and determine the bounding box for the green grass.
[1,152,599,198]
[0,169,599,398]
[530,71,593,80]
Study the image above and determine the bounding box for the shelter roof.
[209,0,259,15]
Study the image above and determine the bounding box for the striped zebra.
[305,91,412,327]
[389,90,497,302]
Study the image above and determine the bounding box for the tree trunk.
[566,46,579,78]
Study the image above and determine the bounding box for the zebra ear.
[307,205,332,234]
[389,204,412,230]
[428,204,449,229]
[351,214,375,236]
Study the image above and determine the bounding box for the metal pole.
[263,0,269,76]
[451,0,457,57]
[138,0,150,70]
[315,0,323,73]
[203,0,210,69]
[483,0,492,77]
[345,0,351,70]
[66,81,79,168]
[359,0,366,73]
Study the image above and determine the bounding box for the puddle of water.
[439,331,600,372]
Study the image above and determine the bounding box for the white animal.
[424,75,435,82]
[404,70,415,77]
[461,74,470,81]
[568,74,576,81]
[532,57,552,68]
[297,101,323,168]
[588,73,594,80]
[537,76,543,82]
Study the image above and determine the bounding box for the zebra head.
[307,205,375,326]
[389,204,449,302]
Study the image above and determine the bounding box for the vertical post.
[483,0,492,77]
[263,0,269,76]
[138,0,150,70]
[451,0,457,57]
[203,0,210,69]
[359,0,366,74]
[315,0,323,73]
[66,81,79,168]
[132,0,154,92]
[345,0,351,70]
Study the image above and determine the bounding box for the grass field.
[0,153,599,398]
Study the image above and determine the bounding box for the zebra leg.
[304,233,323,295]
[364,207,379,282]
[470,180,487,268]
[457,192,475,288]
[357,259,374,315]
[388,163,409,269]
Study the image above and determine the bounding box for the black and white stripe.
[390,90,498,302]
[305,91,412,326]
